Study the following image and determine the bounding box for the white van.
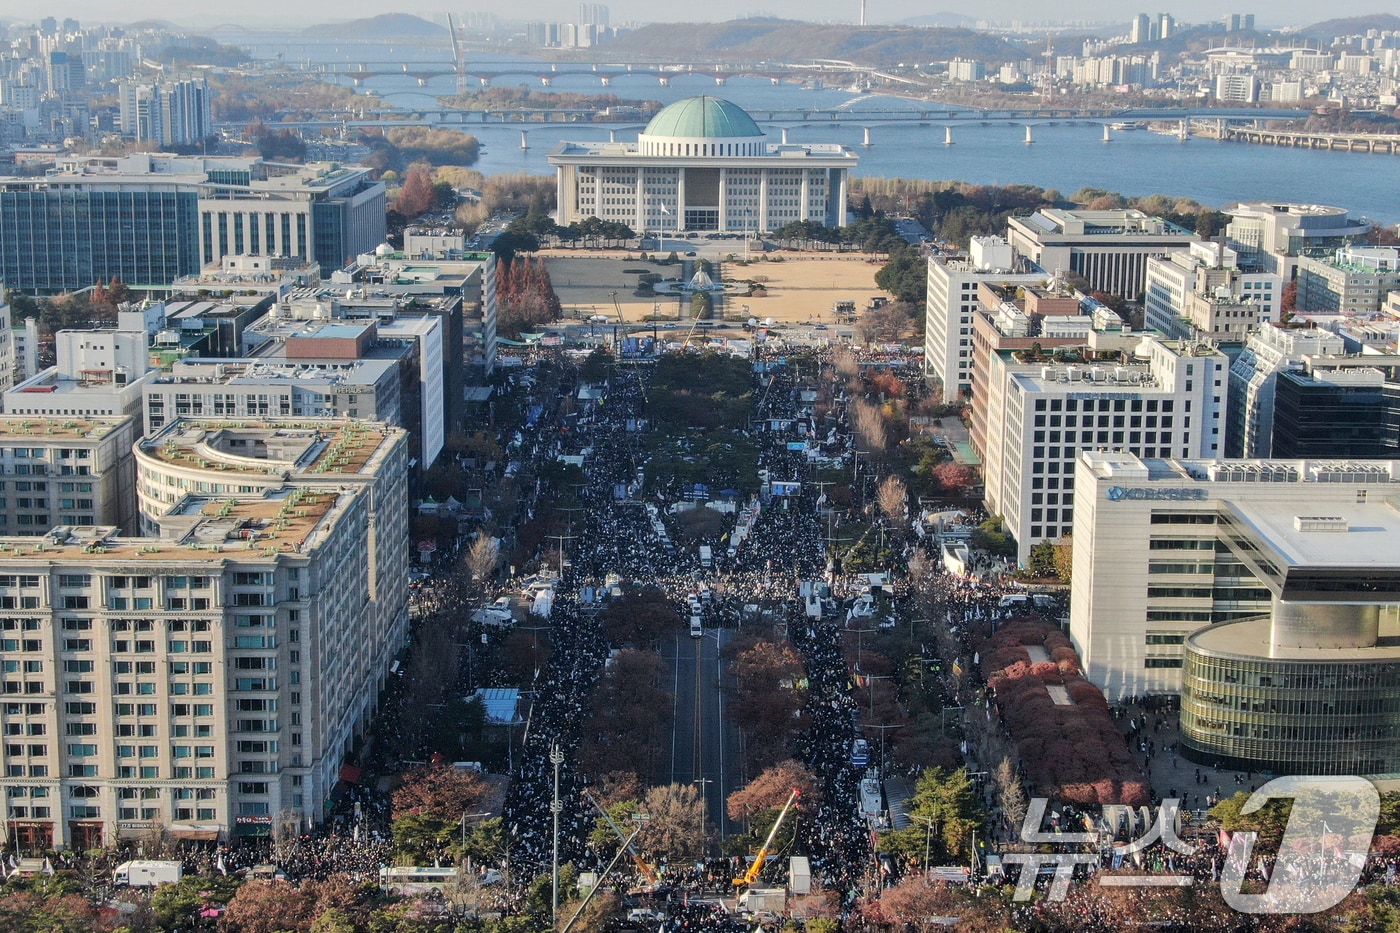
[690,616,703,638]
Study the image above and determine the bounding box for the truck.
[698,545,712,568]
[738,887,787,913]
[114,860,183,887]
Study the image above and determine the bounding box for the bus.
[379,866,458,895]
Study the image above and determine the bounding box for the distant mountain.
[896,13,977,28]
[599,19,1022,69]
[1295,13,1400,42]
[304,13,447,39]
[126,19,185,32]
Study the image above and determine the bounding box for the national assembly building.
[548,96,858,234]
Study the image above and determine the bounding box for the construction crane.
[733,789,800,887]
[584,790,659,888]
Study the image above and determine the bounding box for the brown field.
[540,249,892,324]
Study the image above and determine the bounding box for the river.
[222,35,1400,224]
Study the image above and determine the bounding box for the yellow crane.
[585,790,659,888]
[733,789,800,887]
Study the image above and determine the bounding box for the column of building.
[718,168,728,231]
[676,168,686,233]
[758,169,769,232]
[799,171,811,223]
[634,169,646,233]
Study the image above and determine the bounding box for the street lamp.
[550,743,565,924]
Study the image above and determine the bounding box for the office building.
[1071,450,1400,775]
[143,357,400,438]
[1296,247,1400,314]
[1143,242,1282,341]
[1005,209,1198,299]
[0,155,385,292]
[1226,322,1347,458]
[550,96,857,233]
[978,335,1227,564]
[1270,356,1400,458]
[0,416,138,534]
[924,236,1045,396]
[968,280,1095,451]
[1224,203,1369,279]
[5,330,156,419]
[0,419,409,849]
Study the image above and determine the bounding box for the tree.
[727,760,818,822]
[877,475,907,523]
[219,877,370,933]
[464,532,500,584]
[1052,536,1074,585]
[874,244,926,307]
[690,290,713,320]
[1025,540,1059,579]
[0,891,109,933]
[637,783,712,862]
[905,766,983,861]
[992,755,1027,839]
[394,164,437,217]
[393,763,489,822]
[932,461,977,493]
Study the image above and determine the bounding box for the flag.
[660,202,670,215]
[42,858,53,875]
[217,853,227,876]
[952,662,963,677]
[1218,828,1231,850]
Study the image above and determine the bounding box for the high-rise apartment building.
[0,419,409,849]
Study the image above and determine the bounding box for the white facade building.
[1070,450,1400,701]
[1005,209,1198,299]
[549,96,857,233]
[923,236,1045,396]
[978,335,1227,564]
[1143,242,1282,340]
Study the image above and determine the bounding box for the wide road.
[666,624,742,842]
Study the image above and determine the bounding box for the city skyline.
[0,2,1390,30]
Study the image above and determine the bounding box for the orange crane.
[733,789,800,887]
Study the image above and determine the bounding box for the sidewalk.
[1115,706,1265,824]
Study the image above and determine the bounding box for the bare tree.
[877,475,907,524]
[993,755,1027,844]
[464,530,500,583]
[850,400,887,453]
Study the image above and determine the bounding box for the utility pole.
[550,743,564,925]
[545,530,577,579]
[863,722,900,777]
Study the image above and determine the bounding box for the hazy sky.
[0,2,1385,29]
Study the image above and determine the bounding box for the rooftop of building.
[1227,497,1400,570]
[140,419,396,478]
[1189,614,1400,662]
[641,96,762,139]
[1012,208,1196,238]
[152,357,397,388]
[1082,450,1400,487]
[0,416,131,441]
[0,487,346,562]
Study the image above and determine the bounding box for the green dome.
[641,96,762,139]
